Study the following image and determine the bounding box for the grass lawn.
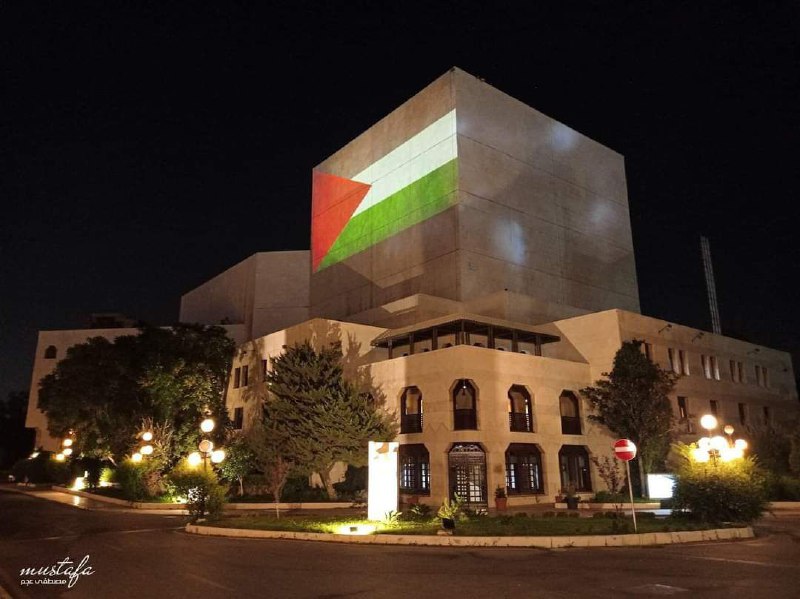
[207,513,719,536]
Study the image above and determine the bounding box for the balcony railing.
[509,412,532,432]
[401,413,423,434]
[560,416,582,435]
[454,409,477,430]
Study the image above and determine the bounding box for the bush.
[116,458,165,500]
[672,447,766,524]
[11,452,72,484]
[168,460,227,521]
[332,465,367,500]
[763,474,800,501]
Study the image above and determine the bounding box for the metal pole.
[626,460,637,533]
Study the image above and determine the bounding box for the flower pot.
[494,497,508,511]
[565,496,579,510]
[441,517,455,530]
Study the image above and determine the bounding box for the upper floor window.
[738,402,747,426]
[508,385,533,432]
[262,358,269,380]
[233,367,241,388]
[709,400,719,416]
[668,348,677,373]
[643,342,653,362]
[242,365,249,387]
[233,407,244,430]
[399,444,430,495]
[678,350,689,375]
[400,386,423,434]
[729,360,745,383]
[677,396,688,420]
[559,391,581,435]
[755,365,769,388]
[453,379,477,430]
[44,345,57,359]
[702,355,719,380]
[505,444,543,494]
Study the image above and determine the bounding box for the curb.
[554,502,662,510]
[185,523,754,548]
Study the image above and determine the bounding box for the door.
[448,443,487,505]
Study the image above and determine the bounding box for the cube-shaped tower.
[310,68,639,327]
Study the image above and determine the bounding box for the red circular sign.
[614,439,637,461]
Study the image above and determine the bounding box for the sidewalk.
[0,484,190,515]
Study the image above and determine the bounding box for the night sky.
[2,2,799,403]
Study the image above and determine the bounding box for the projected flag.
[311,110,458,271]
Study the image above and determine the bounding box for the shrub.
[437,495,465,521]
[11,452,72,484]
[763,474,800,501]
[116,458,165,500]
[542,511,556,518]
[168,460,227,521]
[672,445,767,524]
[99,467,115,486]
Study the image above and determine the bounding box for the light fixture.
[62,447,73,457]
[30,452,40,459]
[142,431,153,442]
[200,418,215,433]
[210,449,226,464]
[658,323,673,334]
[187,452,202,467]
[55,453,66,462]
[700,414,718,431]
[198,439,214,453]
[140,444,154,456]
[723,424,735,436]
[734,439,748,450]
[62,438,73,448]
[131,452,143,462]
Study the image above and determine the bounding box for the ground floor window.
[399,444,430,495]
[558,445,592,492]
[505,444,543,494]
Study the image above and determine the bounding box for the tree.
[264,341,397,498]
[38,324,234,462]
[246,420,293,517]
[219,436,256,497]
[581,340,677,495]
[0,391,36,468]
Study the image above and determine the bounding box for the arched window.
[399,444,430,495]
[44,345,57,360]
[400,387,423,434]
[453,379,477,430]
[505,444,543,494]
[559,391,581,434]
[559,445,592,492]
[508,385,533,432]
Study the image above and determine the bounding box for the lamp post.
[192,417,225,520]
[692,414,747,464]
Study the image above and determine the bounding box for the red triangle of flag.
[311,171,371,271]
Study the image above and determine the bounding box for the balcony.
[509,412,532,432]
[560,416,582,435]
[401,413,423,434]
[454,409,477,430]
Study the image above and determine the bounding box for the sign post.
[613,438,638,533]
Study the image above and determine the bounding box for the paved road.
[1,489,799,599]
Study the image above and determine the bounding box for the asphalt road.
[1,489,799,599]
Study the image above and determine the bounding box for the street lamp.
[142,431,153,442]
[693,414,747,464]
[200,418,215,433]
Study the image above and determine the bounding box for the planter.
[565,496,579,510]
[494,497,508,511]
[441,518,456,531]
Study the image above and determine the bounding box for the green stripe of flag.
[319,158,458,270]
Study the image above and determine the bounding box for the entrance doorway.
[448,443,487,505]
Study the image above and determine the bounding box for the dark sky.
[2,1,799,403]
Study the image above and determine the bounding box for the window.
[737,361,744,383]
[505,444,543,494]
[730,360,737,382]
[677,396,688,420]
[233,407,244,430]
[755,365,769,388]
[233,367,241,388]
[668,348,678,373]
[559,445,592,492]
[559,391,581,435]
[679,350,689,375]
[400,387,423,433]
[643,342,653,362]
[738,403,747,426]
[44,345,57,359]
[702,355,719,380]
[711,356,720,380]
[508,385,533,432]
[399,444,430,495]
[702,355,711,379]
[262,358,269,379]
[453,380,477,430]
[763,406,771,425]
[709,400,718,416]
[242,365,249,387]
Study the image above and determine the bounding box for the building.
[27,68,798,505]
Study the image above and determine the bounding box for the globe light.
[700,415,718,431]
[140,444,154,456]
[200,418,215,433]
[720,447,735,462]
[142,431,153,442]
[734,439,748,451]
[698,437,712,450]
[62,447,73,457]
[131,452,143,462]
[692,447,710,463]
[198,439,214,454]
[723,424,735,436]
[30,452,40,459]
[62,438,73,448]
[210,449,226,464]
[710,436,728,452]
[55,453,66,462]
[187,452,202,467]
